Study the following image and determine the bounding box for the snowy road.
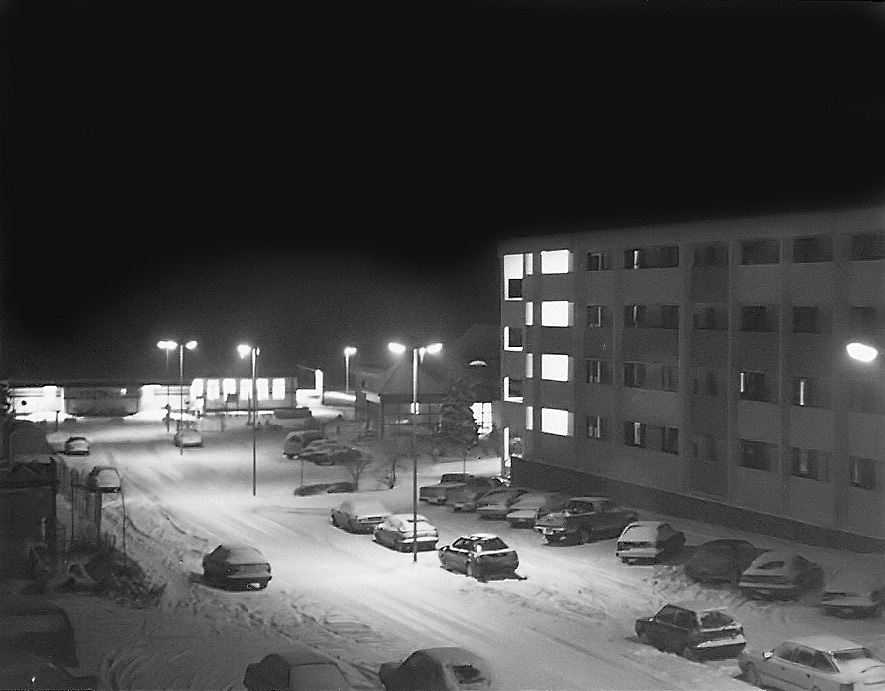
[51,416,885,690]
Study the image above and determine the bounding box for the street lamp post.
[238,344,260,496]
[344,346,357,393]
[177,341,198,453]
[157,340,176,432]
[388,341,442,563]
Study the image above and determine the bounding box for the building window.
[587,305,607,327]
[659,305,679,329]
[507,279,523,299]
[792,236,833,263]
[741,239,780,265]
[740,305,773,332]
[471,402,493,435]
[504,326,524,351]
[740,440,775,471]
[541,301,573,327]
[624,304,647,328]
[586,359,612,385]
[661,365,679,392]
[625,248,644,270]
[256,378,269,401]
[791,448,830,481]
[541,408,573,436]
[541,354,570,382]
[624,421,646,448]
[504,253,524,300]
[793,306,819,334]
[525,354,533,378]
[740,371,771,402]
[222,378,237,398]
[272,378,287,400]
[504,377,523,402]
[540,249,571,274]
[694,243,728,267]
[239,379,252,401]
[207,379,221,401]
[792,376,829,408]
[850,456,877,490]
[623,362,646,388]
[586,251,610,271]
[625,245,678,269]
[850,233,885,261]
[659,245,679,268]
[525,302,534,326]
[525,406,533,430]
[524,252,534,275]
[851,306,881,336]
[586,415,610,441]
[660,427,679,454]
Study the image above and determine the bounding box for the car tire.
[744,663,760,688]
[467,560,480,580]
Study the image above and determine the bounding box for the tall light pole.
[388,340,443,562]
[344,346,357,393]
[157,340,176,432]
[238,344,260,496]
[177,341,198,452]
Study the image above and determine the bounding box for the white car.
[85,465,121,493]
[63,436,90,455]
[173,427,203,447]
[330,499,389,534]
[739,635,885,691]
[373,514,439,552]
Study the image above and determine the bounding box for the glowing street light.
[847,342,879,364]
[238,344,260,496]
[388,340,443,563]
[343,346,357,393]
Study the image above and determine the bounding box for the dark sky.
[2,0,885,383]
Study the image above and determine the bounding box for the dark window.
[660,305,679,329]
[661,365,679,392]
[792,376,829,408]
[790,448,830,481]
[792,236,833,263]
[850,233,885,261]
[624,305,647,328]
[741,239,780,265]
[850,456,876,490]
[740,371,770,402]
[506,327,524,349]
[625,248,644,269]
[659,245,679,268]
[587,305,607,327]
[661,427,679,454]
[851,306,881,335]
[586,360,612,385]
[793,307,819,334]
[741,305,772,332]
[586,252,610,271]
[505,378,523,399]
[740,440,775,471]
[586,416,610,440]
[624,362,646,388]
[624,421,646,448]
[506,278,523,299]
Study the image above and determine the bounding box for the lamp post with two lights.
[157,339,197,449]
[238,344,260,496]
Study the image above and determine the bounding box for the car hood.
[507,509,539,520]
[535,511,566,527]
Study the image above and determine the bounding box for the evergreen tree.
[437,379,479,471]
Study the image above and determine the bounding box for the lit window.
[541,408,573,436]
[524,253,533,275]
[525,354,533,378]
[239,379,252,400]
[540,249,571,274]
[256,378,269,401]
[541,301,573,327]
[541,354,570,382]
[191,378,204,398]
[504,254,524,300]
[471,402,493,435]
[504,326,524,351]
[272,378,286,400]
[222,378,237,397]
[525,406,533,430]
[207,379,221,400]
[525,302,533,326]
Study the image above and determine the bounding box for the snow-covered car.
[446,476,507,512]
[738,635,885,691]
[293,481,356,496]
[63,435,90,455]
[379,646,492,691]
[373,513,439,552]
[737,550,824,600]
[0,593,80,668]
[634,601,746,661]
[438,534,519,580]
[684,539,764,584]
[173,427,202,447]
[419,473,475,505]
[505,491,571,528]
[616,521,685,564]
[475,487,531,519]
[282,430,325,458]
[243,647,349,691]
[535,496,639,544]
[85,465,121,493]
[202,544,272,590]
[818,569,885,618]
[330,498,389,533]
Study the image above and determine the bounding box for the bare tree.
[374,435,410,488]
[339,451,374,489]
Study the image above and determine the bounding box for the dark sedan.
[202,544,272,590]
[438,534,519,581]
[684,539,764,584]
[635,601,746,661]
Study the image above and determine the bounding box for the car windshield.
[227,548,264,564]
[451,663,486,684]
[510,495,543,509]
[832,647,880,663]
[440,474,466,483]
[476,538,508,551]
[756,559,786,570]
[698,611,734,628]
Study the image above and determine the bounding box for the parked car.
[243,647,350,691]
[634,601,746,661]
[202,543,272,590]
[379,646,491,691]
[505,491,571,528]
[85,465,121,493]
[173,427,202,447]
[330,498,389,533]
[63,435,90,455]
[0,594,80,668]
[0,649,102,691]
[297,441,358,465]
[737,550,824,600]
[616,521,685,564]
[419,473,475,505]
[738,635,885,691]
[818,569,885,618]
[373,513,439,552]
[283,430,325,458]
[684,539,765,584]
[438,533,519,580]
[536,496,639,544]
[447,476,507,512]
[293,481,356,496]
[475,487,531,519]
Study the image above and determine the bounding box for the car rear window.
[832,647,879,662]
[477,538,508,551]
[698,611,734,628]
[228,548,264,564]
[452,663,487,684]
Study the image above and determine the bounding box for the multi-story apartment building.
[499,205,885,552]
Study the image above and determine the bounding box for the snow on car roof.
[671,600,731,614]
[786,635,871,652]
[418,646,488,666]
[267,646,339,666]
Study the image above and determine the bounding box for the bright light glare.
[157,340,177,350]
[185,340,198,350]
[388,342,407,355]
[344,346,357,356]
[847,342,879,363]
[237,344,252,359]
[424,343,443,355]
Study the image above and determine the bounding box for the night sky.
[2,1,884,384]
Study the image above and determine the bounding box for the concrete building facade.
[498,205,885,552]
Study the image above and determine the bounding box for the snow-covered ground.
[11,411,885,691]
